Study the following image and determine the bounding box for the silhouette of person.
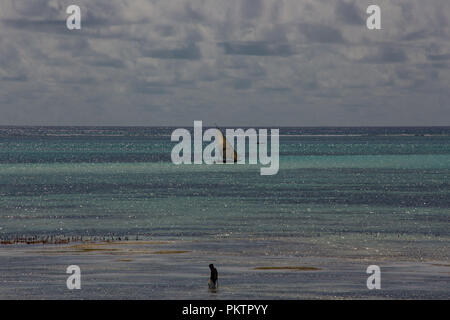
[208,264,218,290]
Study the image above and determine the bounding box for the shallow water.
[0,239,449,299]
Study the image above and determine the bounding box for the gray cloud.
[219,41,296,57]
[299,23,345,44]
[230,78,252,90]
[85,56,126,68]
[141,43,202,60]
[132,82,170,95]
[2,18,65,33]
[401,30,430,41]
[427,53,450,61]
[360,46,408,64]
[1,75,28,82]
[241,0,263,20]
[336,0,364,26]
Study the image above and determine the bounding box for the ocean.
[0,126,449,299]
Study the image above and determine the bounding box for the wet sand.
[0,237,449,299]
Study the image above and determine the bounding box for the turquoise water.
[1,127,449,299]
[0,127,449,242]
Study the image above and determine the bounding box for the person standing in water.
[208,264,218,290]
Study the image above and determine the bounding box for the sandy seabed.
[0,236,449,299]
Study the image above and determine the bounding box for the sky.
[0,0,449,126]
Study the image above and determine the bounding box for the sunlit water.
[1,127,449,240]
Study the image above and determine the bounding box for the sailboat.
[216,126,237,163]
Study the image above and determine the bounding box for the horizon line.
[1,124,450,128]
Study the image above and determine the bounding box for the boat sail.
[216,127,237,163]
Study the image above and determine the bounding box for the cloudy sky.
[0,0,449,126]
